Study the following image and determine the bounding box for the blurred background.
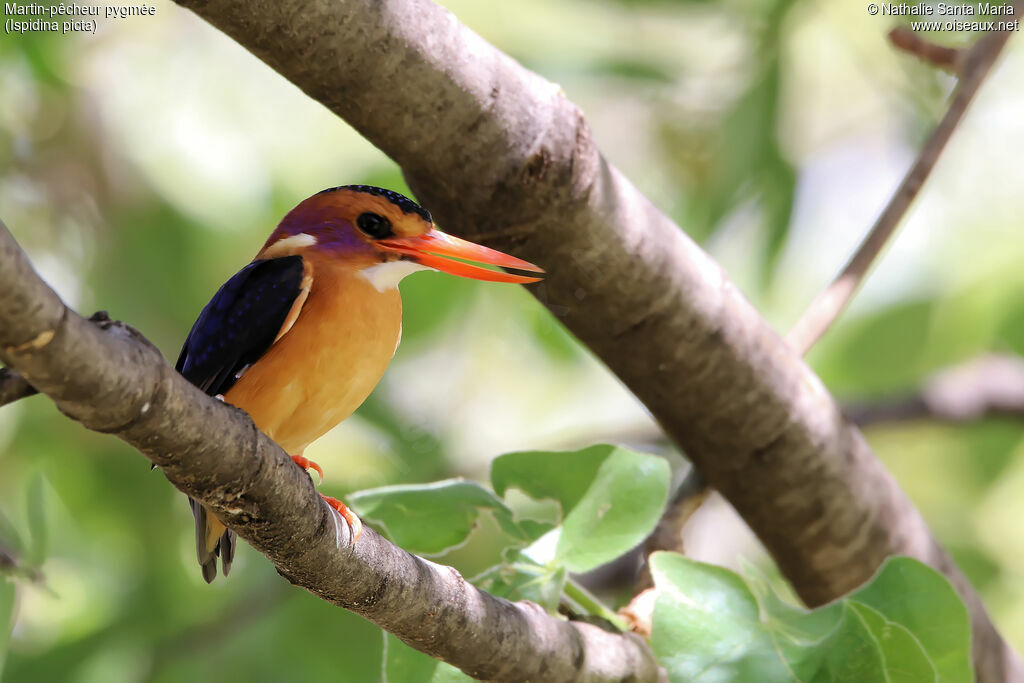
[1,0,1022,680]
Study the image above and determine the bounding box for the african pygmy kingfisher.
[175,185,542,582]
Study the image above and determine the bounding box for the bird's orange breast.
[223,259,402,455]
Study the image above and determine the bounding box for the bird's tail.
[188,498,236,583]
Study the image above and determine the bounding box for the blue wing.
[175,254,306,582]
[176,255,306,397]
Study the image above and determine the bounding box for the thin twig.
[583,353,1024,450]
[847,354,1024,426]
[0,543,44,585]
[633,468,710,593]
[889,27,964,74]
[787,12,1019,356]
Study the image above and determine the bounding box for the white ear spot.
[261,233,318,258]
[359,260,433,292]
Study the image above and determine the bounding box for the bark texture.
[167,1,1021,678]
[0,367,36,407]
[0,224,663,683]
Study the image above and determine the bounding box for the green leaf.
[0,511,23,556]
[649,553,968,683]
[0,578,14,679]
[348,480,525,556]
[851,557,972,683]
[812,300,934,396]
[555,448,670,572]
[996,292,1024,356]
[651,552,807,681]
[491,444,615,514]
[26,473,47,568]
[492,445,670,573]
[382,633,474,683]
[515,519,556,545]
[759,154,797,287]
[848,602,938,683]
[586,57,677,84]
[472,561,567,613]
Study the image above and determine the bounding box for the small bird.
[175,185,542,582]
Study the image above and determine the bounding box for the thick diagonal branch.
[0,225,662,682]
[167,1,1019,678]
[640,13,1019,607]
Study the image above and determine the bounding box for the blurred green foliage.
[1,0,1023,680]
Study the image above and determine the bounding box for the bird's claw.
[322,495,362,546]
[290,454,324,484]
[288,456,358,545]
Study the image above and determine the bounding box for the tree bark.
[0,367,36,407]
[167,1,1021,678]
[0,224,663,682]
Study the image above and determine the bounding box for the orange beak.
[377,229,543,284]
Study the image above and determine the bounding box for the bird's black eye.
[356,212,394,239]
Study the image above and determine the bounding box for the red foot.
[291,454,324,483]
[322,495,363,543]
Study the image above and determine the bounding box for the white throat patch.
[261,233,318,258]
[360,260,434,292]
